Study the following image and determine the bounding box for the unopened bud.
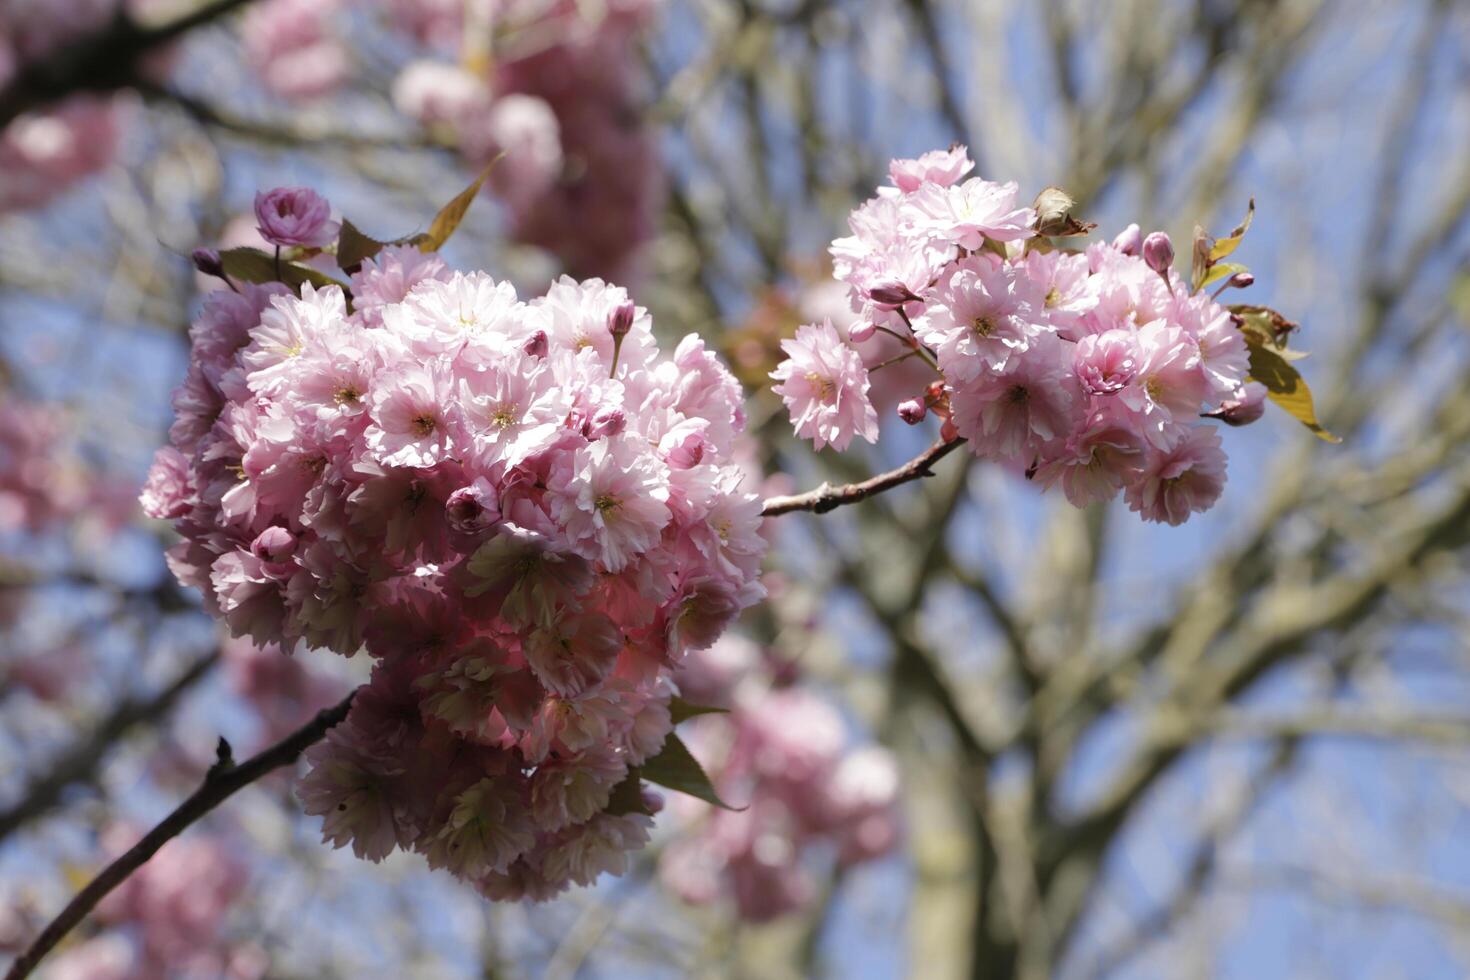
[1204,382,1267,427]
[250,525,297,564]
[608,301,636,338]
[446,479,502,539]
[1230,272,1254,289]
[848,320,877,344]
[586,407,626,440]
[1142,231,1174,277]
[897,398,927,425]
[868,282,919,310]
[192,247,225,280]
[523,330,548,358]
[1112,223,1141,256]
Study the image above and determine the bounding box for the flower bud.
[1142,231,1174,276]
[1230,272,1255,289]
[250,525,297,564]
[1204,382,1267,427]
[608,301,636,338]
[867,282,919,310]
[254,187,339,249]
[1112,223,1141,256]
[523,330,548,357]
[940,417,959,442]
[445,478,502,539]
[897,398,927,425]
[848,320,877,344]
[586,407,626,440]
[192,247,224,280]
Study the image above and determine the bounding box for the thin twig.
[760,438,966,517]
[3,692,356,980]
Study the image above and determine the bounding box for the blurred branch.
[3,691,355,980]
[761,438,965,516]
[0,649,221,845]
[0,0,260,127]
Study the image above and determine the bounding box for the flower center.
[1144,377,1164,403]
[334,384,362,405]
[1007,385,1030,405]
[595,494,621,515]
[1044,287,1060,309]
[490,404,517,429]
[973,315,997,337]
[411,413,438,437]
[804,371,836,402]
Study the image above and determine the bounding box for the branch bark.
[761,438,966,517]
[0,650,220,844]
[0,0,259,127]
[2,691,355,980]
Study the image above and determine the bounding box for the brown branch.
[3,691,356,980]
[0,0,259,128]
[0,650,220,844]
[761,438,966,517]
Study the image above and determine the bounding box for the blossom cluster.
[387,0,663,282]
[771,145,1275,525]
[144,195,766,899]
[660,636,901,921]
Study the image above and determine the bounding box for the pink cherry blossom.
[770,319,879,452]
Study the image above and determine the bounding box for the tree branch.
[0,0,259,127]
[0,649,220,844]
[761,438,966,517]
[3,691,355,980]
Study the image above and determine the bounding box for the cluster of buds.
[144,182,766,900]
[771,145,1326,525]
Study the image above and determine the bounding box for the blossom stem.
[273,244,282,282]
[870,350,920,373]
[886,312,941,370]
[761,437,966,517]
[2,693,357,980]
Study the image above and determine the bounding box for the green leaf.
[1230,304,1299,351]
[1200,261,1249,290]
[979,236,1010,260]
[603,770,651,817]
[336,219,391,273]
[416,155,504,253]
[1246,343,1340,443]
[669,696,728,725]
[218,247,348,292]
[640,732,739,810]
[1209,197,1255,263]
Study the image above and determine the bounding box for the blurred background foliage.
[3,0,1470,977]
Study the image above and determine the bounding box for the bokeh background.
[3,0,1470,977]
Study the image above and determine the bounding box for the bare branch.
[3,692,355,980]
[0,650,220,844]
[761,438,966,517]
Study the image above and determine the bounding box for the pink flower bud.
[867,282,919,310]
[897,398,927,424]
[1112,223,1141,255]
[1230,272,1255,289]
[523,330,548,357]
[1205,381,1267,427]
[254,187,338,249]
[1142,231,1174,276]
[251,526,297,564]
[848,320,877,344]
[192,247,224,280]
[445,479,502,539]
[608,301,636,338]
[586,407,626,440]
